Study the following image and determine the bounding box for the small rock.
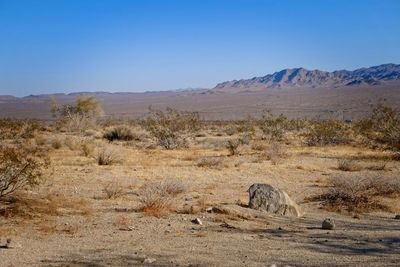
[205,207,213,213]
[394,215,400,220]
[191,218,203,225]
[143,257,156,264]
[322,218,335,230]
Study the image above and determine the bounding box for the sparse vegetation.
[305,119,352,146]
[355,105,400,151]
[142,108,202,149]
[314,175,400,213]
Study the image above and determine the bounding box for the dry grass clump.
[337,159,361,172]
[96,146,122,165]
[138,179,186,217]
[196,156,224,169]
[1,192,92,219]
[313,175,400,213]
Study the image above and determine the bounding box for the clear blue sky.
[0,0,399,96]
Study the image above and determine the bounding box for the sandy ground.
[1,133,400,266]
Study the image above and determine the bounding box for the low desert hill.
[1,64,399,120]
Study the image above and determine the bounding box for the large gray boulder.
[248,184,303,217]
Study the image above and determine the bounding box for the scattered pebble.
[143,257,156,264]
[322,218,335,230]
[192,218,203,225]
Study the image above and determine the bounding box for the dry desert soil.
[1,128,400,267]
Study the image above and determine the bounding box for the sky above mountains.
[0,0,399,96]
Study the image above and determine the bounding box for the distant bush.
[103,125,135,142]
[142,108,202,149]
[50,96,103,132]
[337,159,361,172]
[265,141,287,165]
[355,105,400,151]
[226,139,241,156]
[81,142,95,157]
[305,119,352,146]
[197,156,224,169]
[51,137,63,149]
[260,110,288,142]
[0,144,49,198]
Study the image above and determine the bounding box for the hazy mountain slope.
[214,63,400,91]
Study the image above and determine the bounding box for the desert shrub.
[261,110,288,142]
[236,116,257,134]
[265,141,287,165]
[51,137,63,149]
[337,159,361,172]
[226,139,241,156]
[305,119,352,146]
[103,125,135,142]
[96,146,121,165]
[81,142,95,157]
[50,96,103,133]
[138,179,186,217]
[251,141,267,151]
[239,133,251,145]
[314,175,400,213]
[0,144,49,198]
[355,105,400,151]
[142,108,202,149]
[64,136,79,150]
[197,156,224,169]
[103,181,124,199]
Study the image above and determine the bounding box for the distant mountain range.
[214,63,400,91]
